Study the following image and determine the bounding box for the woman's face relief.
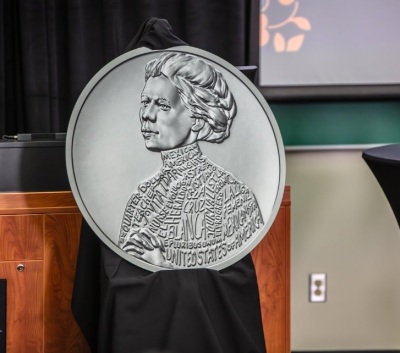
[139,75,196,152]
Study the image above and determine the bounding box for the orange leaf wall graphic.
[260,14,270,46]
[287,34,304,51]
[291,17,311,30]
[279,0,295,5]
[274,32,286,52]
[261,0,311,52]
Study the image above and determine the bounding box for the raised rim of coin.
[66,46,286,272]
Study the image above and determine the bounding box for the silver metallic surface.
[66,46,285,271]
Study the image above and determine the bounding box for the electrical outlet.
[309,273,327,303]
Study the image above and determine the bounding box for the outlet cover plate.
[309,273,327,303]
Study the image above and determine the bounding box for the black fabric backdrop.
[0,0,255,136]
[0,2,267,352]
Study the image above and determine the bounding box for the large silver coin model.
[66,46,285,272]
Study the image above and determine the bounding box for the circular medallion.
[66,46,285,271]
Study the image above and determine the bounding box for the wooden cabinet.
[0,192,90,353]
[0,188,290,353]
[0,259,43,353]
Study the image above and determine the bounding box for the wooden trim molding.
[0,191,79,215]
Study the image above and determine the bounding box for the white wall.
[287,149,400,350]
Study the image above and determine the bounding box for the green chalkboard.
[270,100,400,146]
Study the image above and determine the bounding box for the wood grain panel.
[0,261,43,353]
[0,215,44,261]
[285,205,291,353]
[0,192,79,215]
[43,213,90,353]
[251,186,290,353]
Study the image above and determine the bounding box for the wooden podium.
[0,192,89,353]
[0,187,290,353]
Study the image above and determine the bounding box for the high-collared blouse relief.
[119,143,264,268]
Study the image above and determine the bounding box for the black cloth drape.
[73,227,267,353]
[97,246,266,353]
[0,0,255,136]
[71,17,266,353]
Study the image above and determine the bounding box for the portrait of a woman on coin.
[118,52,264,269]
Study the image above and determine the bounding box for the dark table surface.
[362,143,400,164]
[362,143,400,227]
